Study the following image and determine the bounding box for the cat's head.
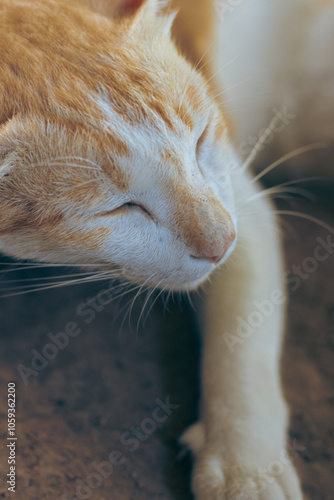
[0,0,238,291]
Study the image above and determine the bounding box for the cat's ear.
[116,0,172,17]
[121,0,176,38]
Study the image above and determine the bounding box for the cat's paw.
[192,452,303,500]
[181,423,304,500]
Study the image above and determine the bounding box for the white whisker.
[137,279,163,331]
[0,270,105,284]
[126,273,157,327]
[203,54,243,88]
[272,210,334,235]
[143,284,168,326]
[250,143,327,185]
[240,186,314,208]
[178,41,217,112]
[0,262,111,274]
[241,114,283,173]
[0,272,111,297]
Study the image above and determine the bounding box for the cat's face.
[0,0,238,291]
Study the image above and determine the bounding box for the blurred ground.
[0,192,333,500]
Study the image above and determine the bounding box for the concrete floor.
[0,194,333,500]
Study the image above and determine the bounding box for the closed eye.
[95,202,153,219]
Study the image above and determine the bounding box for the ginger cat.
[0,0,314,498]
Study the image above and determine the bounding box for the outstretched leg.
[184,175,303,500]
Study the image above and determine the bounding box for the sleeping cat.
[0,0,315,498]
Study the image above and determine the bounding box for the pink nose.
[192,231,236,264]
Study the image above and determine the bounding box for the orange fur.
[0,0,235,285]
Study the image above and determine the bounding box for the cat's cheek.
[97,231,212,290]
[70,210,237,290]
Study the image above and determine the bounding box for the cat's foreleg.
[184,187,303,500]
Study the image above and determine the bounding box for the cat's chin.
[118,266,213,294]
[120,243,238,293]
[167,273,212,293]
[146,268,215,293]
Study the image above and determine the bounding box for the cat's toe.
[192,455,226,500]
[276,464,304,500]
[180,422,206,455]
[191,452,303,500]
